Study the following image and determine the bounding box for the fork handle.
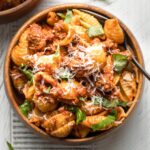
[132,56,150,80]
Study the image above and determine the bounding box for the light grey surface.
[0,0,150,149]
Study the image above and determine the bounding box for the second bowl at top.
[0,0,41,24]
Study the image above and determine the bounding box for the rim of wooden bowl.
[0,0,41,24]
[4,3,144,144]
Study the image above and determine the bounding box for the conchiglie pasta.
[23,83,35,100]
[73,9,100,28]
[59,25,75,46]
[80,101,103,116]
[81,111,114,130]
[11,29,30,66]
[47,12,59,26]
[34,96,58,113]
[120,71,136,101]
[115,107,126,121]
[86,44,107,66]
[104,19,124,44]
[73,25,91,43]
[72,125,90,138]
[71,15,81,26]
[42,109,75,137]
[10,66,27,93]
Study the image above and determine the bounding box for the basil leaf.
[91,115,115,131]
[112,54,128,73]
[76,108,86,125]
[64,9,73,23]
[102,99,127,108]
[67,106,86,124]
[102,99,118,108]
[87,25,104,38]
[67,106,77,113]
[20,100,32,117]
[57,13,66,19]
[43,86,51,94]
[109,109,118,118]
[91,96,103,105]
[7,142,14,150]
[19,64,33,82]
[118,100,127,107]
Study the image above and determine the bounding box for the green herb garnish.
[91,96,103,105]
[57,10,73,23]
[7,142,14,150]
[112,54,128,73]
[87,25,104,38]
[64,9,73,23]
[109,109,118,118]
[102,98,127,109]
[43,86,51,94]
[91,115,115,131]
[76,108,86,125]
[20,100,32,117]
[91,96,127,109]
[19,64,33,83]
[67,106,86,125]
[57,13,66,19]
[79,97,87,101]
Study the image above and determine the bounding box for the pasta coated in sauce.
[10,9,138,138]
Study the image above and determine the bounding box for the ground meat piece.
[103,38,118,50]
[96,56,115,92]
[53,20,65,32]
[42,24,54,41]
[27,23,46,51]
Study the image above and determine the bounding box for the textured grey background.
[0,0,150,149]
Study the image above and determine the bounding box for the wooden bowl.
[4,4,144,144]
[0,0,41,24]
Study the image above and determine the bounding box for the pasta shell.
[10,66,27,93]
[86,44,107,65]
[115,107,126,121]
[72,125,90,138]
[11,29,30,66]
[11,45,29,66]
[71,15,81,26]
[29,108,43,127]
[23,84,35,100]
[34,96,58,113]
[113,73,121,85]
[42,109,75,137]
[47,12,59,26]
[80,101,103,116]
[19,28,29,48]
[73,9,100,28]
[81,114,106,128]
[104,19,124,44]
[120,71,136,101]
[59,25,75,46]
[51,120,75,138]
[56,80,87,105]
